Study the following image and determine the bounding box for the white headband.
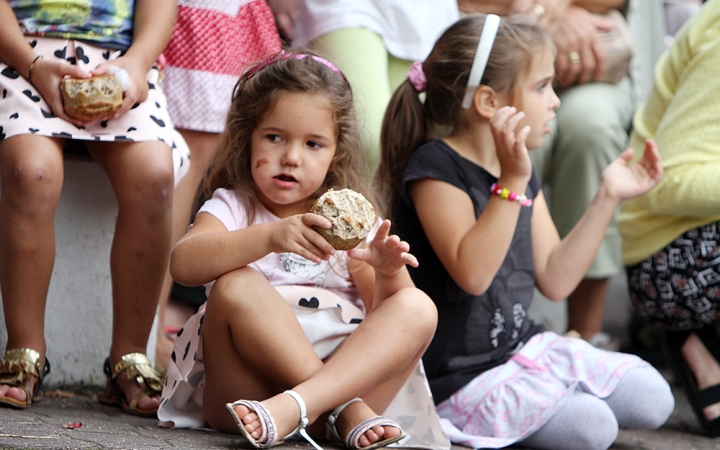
[461,14,501,109]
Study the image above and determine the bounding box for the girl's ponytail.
[375,14,553,222]
[375,77,428,221]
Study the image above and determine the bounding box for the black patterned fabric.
[627,222,720,330]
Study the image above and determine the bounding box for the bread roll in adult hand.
[61,75,123,121]
[312,188,376,251]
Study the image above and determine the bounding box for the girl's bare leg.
[0,135,64,403]
[202,267,437,446]
[88,140,174,411]
[156,129,219,372]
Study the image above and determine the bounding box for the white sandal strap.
[327,397,363,441]
[283,389,324,450]
[226,399,274,447]
[346,416,403,449]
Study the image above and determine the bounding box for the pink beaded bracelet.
[490,183,533,207]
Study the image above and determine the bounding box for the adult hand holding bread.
[23,55,91,126]
[89,55,152,118]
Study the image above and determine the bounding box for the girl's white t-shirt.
[197,188,376,309]
[293,0,459,61]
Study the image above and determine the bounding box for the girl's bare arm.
[170,213,277,286]
[171,211,336,286]
[410,177,527,296]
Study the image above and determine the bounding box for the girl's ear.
[471,86,503,119]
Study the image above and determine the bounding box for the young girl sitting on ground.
[376,14,674,450]
[157,50,442,450]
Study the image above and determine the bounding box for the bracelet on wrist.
[28,55,43,82]
[490,183,533,207]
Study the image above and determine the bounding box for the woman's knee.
[109,143,175,209]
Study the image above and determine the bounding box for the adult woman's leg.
[88,139,174,411]
[202,267,437,445]
[0,135,64,402]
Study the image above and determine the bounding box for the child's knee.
[210,267,267,308]
[1,148,63,203]
[393,287,438,337]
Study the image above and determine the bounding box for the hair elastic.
[461,14,501,110]
[490,183,532,207]
[406,61,427,92]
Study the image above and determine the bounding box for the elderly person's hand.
[551,5,615,87]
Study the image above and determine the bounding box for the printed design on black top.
[511,303,526,340]
[489,308,505,348]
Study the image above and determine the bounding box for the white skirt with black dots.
[158,285,452,450]
[0,36,190,184]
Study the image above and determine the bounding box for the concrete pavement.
[1,378,719,450]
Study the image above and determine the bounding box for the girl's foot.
[230,393,302,444]
[333,400,403,448]
[683,332,720,421]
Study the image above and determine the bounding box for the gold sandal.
[0,348,51,409]
[97,352,164,417]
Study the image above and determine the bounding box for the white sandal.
[326,397,406,450]
[226,389,323,450]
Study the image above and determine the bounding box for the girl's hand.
[490,106,533,184]
[349,220,418,276]
[29,57,91,126]
[601,138,664,201]
[267,213,337,263]
[92,56,151,119]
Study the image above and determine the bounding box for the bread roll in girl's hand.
[61,75,123,121]
[312,188,376,250]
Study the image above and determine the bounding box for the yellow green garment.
[10,0,134,51]
[618,0,720,266]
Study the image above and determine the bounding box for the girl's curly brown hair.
[197,49,372,223]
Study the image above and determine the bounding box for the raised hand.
[601,138,664,201]
[267,213,337,263]
[349,220,418,276]
[490,106,533,185]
